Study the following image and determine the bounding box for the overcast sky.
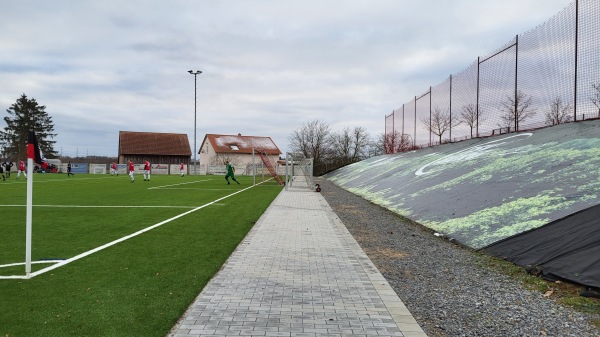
[0,0,572,158]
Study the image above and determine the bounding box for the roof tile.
[119,131,191,156]
[202,134,281,155]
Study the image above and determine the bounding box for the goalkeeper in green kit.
[225,160,240,185]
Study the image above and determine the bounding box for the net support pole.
[573,0,579,121]
[25,158,34,277]
[252,148,256,186]
[285,152,289,190]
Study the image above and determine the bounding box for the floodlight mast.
[188,70,202,175]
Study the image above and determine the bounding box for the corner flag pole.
[25,157,34,277]
[25,131,42,277]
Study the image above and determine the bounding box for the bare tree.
[329,126,371,165]
[591,82,600,117]
[420,106,460,145]
[499,90,536,130]
[288,119,331,166]
[459,103,485,138]
[370,133,386,157]
[545,97,572,126]
[330,127,353,162]
[352,126,370,161]
[383,131,413,154]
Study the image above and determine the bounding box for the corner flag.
[27,131,43,164]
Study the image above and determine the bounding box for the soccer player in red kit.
[128,160,135,182]
[17,160,26,179]
[143,160,150,181]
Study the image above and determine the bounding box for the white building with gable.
[198,133,282,175]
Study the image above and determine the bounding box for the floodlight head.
[188,70,193,74]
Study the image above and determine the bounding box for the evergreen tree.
[1,94,57,160]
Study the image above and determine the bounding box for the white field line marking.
[5,177,213,185]
[0,181,265,280]
[35,176,115,183]
[154,188,246,191]
[0,260,64,269]
[0,177,113,185]
[148,180,211,189]
[0,181,24,185]
[0,205,197,208]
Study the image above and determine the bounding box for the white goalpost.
[91,164,106,174]
[285,152,314,191]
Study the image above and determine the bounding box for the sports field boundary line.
[0,205,198,208]
[148,180,212,189]
[0,180,272,280]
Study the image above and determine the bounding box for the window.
[230,145,239,150]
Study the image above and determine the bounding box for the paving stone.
[168,183,427,337]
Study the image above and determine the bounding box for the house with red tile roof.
[199,134,282,174]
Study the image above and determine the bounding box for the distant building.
[118,131,191,165]
[199,133,281,175]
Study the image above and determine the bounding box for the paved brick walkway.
[168,186,427,337]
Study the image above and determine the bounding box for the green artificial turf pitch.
[0,173,282,337]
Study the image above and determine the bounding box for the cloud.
[0,0,573,157]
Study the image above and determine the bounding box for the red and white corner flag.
[25,131,43,277]
[27,131,43,165]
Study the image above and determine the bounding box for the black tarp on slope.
[485,203,600,289]
[327,120,600,289]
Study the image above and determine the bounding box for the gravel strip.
[316,177,600,337]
